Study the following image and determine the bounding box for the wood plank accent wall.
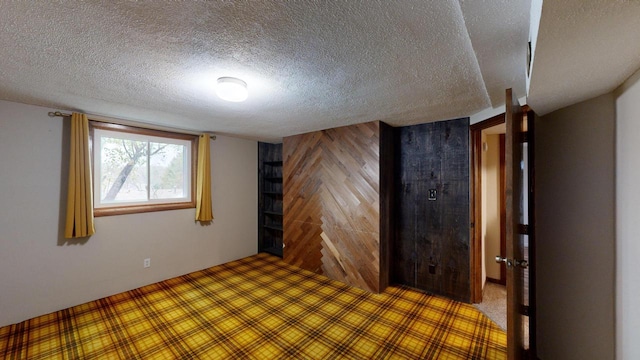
[393,118,471,302]
[283,121,392,293]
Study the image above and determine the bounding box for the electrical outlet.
[144,258,151,268]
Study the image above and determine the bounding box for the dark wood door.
[394,118,471,302]
[505,88,529,359]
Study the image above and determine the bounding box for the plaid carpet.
[0,253,506,359]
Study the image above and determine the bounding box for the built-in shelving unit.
[258,143,283,257]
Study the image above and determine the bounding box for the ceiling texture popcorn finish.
[0,1,530,141]
[3,1,639,141]
[527,0,640,115]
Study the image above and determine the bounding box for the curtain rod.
[47,111,216,140]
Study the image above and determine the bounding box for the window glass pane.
[99,137,148,203]
[92,124,195,215]
[149,142,186,199]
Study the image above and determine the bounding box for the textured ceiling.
[528,0,640,115]
[0,1,531,141]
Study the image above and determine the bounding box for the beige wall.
[535,93,615,360]
[0,100,258,327]
[615,69,640,359]
[482,133,501,281]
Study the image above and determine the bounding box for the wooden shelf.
[259,143,284,258]
[262,246,283,257]
[264,161,283,166]
[264,225,283,231]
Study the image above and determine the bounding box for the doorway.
[471,114,505,302]
[471,114,507,329]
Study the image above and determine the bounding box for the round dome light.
[216,77,248,102]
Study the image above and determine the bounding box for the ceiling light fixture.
[216,77,248,102]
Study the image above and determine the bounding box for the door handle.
[495,256,528,269]
[495,255,512,268]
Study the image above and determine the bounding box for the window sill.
[94,201,196,217]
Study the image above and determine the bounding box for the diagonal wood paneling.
[283,121,387,293]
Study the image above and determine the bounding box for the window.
[91,122,197,216]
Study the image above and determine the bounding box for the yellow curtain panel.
[195,134,213,221]
[64,113,95,238]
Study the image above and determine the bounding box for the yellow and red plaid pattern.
[0,253,506,359]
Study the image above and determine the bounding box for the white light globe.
[216,77,248,102]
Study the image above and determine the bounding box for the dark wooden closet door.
[394,118,470,302]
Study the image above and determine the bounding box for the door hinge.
[520,304,530,316]
[518,224,530,235]
[519,132,529,143]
